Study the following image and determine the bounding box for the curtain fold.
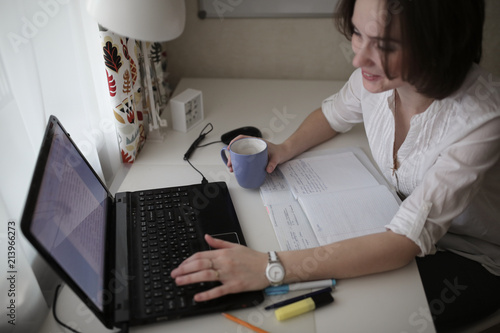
[0,1,126,332]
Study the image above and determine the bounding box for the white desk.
[40,78,435,333]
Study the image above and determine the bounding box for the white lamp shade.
[86,0,186,42]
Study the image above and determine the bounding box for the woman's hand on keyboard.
[171,234,269,302]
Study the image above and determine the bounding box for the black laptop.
[20,115,264,329]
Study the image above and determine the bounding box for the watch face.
[268,264,285,282]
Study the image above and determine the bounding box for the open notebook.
[260,147,401,251]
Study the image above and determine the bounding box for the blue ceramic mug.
[221,137,268,189]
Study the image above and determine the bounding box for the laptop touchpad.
[209,232,240,249]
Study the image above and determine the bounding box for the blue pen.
[265,279,336,296]
[265,287,333,310]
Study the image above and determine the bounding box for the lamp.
[86,0,186,140]
[86,0,186,42]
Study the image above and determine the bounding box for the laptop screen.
[29,121,108,311]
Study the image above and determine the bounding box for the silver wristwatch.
[265,251,285,286]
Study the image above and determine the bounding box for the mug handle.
[220,146,229,167]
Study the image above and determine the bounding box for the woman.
[172,0,500,330]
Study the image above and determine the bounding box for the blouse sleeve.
[321,68,364,133]
[386,116,500,256]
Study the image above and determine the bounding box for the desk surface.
[40,78,435,333]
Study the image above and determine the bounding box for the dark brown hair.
[334,0,485,100]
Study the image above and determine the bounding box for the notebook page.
[280,152,379,198]
[266,202,320,250]
[260,169,295,205]
[299,185,400,245]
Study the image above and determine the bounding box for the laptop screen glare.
[30,124,108,311]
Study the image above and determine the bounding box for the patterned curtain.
[99,27,171,163]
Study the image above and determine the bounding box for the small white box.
[170,89,204,132]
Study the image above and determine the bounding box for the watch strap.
[269,251,279,263]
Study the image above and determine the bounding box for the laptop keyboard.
[132,187,217,318]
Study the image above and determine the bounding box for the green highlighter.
[275,292,334,321]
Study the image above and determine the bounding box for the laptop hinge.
[113,192,131,324]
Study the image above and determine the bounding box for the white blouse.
[322,65,500,274]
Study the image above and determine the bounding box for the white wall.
[165,0,500,88]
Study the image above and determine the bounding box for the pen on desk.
[265,287,332,310]
[275,292,334,321]
[222,313,269,333]
[265,279,336,295]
